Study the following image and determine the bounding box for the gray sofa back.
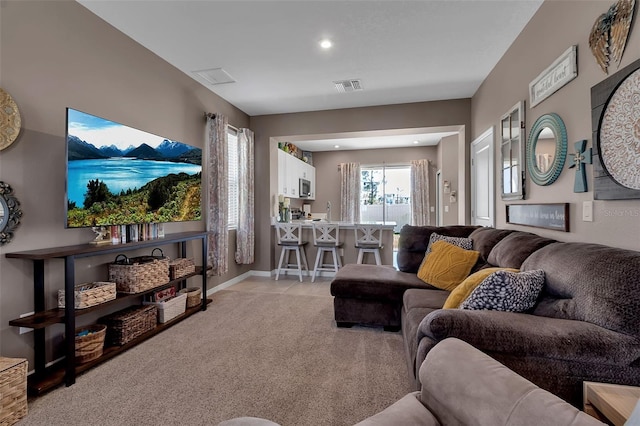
[524,242,640,336]
[397,225,479,273]
[487,231,556,269]
[468,227,515,264]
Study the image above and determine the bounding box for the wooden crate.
[0,357,27,426]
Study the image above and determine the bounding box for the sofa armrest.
[417,309,640,365]
[354,392,439,426]
[419,338,604,426]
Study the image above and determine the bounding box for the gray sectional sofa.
[330,225,640,407]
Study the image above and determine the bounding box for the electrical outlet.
[19,311,35,334]
[444,206,449,213]
[430,206,435,212]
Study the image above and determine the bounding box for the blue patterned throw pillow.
[460,269,545,312]
[425,233,473,255]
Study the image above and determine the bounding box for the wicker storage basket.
[108,254,170,294]
[100,305,158,346]
[178,286,202,308]
[169,258,196,280]
[58,282,117,309]
[144,293,187,323]
[74,324,106,364]
[0,357,27,426]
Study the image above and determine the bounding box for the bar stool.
[275,222,309,282]
[354,224,384,265]
[311,222,342,282]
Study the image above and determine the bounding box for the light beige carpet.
[20,288,409,426]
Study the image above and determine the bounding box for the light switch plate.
[582,201,593,222]
[444,206,449,213]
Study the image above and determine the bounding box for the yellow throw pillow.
[417,240,480,291]
[443,267,520,309]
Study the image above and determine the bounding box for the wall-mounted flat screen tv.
[65,108,202,228]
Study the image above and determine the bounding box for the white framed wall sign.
[529,45,578,107]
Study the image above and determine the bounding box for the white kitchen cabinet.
[299,160,316,200]
[277,149,315,199]
[277,149,289,196]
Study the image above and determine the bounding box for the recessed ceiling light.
[334,145,340,149]
[320,39,333,49]
[413,140,419,144]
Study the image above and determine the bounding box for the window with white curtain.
[227,128,239,228]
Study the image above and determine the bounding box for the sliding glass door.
[360,165,411,233]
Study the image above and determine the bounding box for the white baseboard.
[207,269,336,296]
[206,270,254,295]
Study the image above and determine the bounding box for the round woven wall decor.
[0,88,22,151]
[599,68,640,190]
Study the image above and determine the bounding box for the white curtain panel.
[410,159,430,226]
[340,162,361,223]
[206,114,229,275]
[235,128,255,264]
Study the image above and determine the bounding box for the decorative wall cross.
[568,140,592,193]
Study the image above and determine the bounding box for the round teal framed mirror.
[526,113,567,186]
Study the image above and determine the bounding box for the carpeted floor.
[19,283,409,426]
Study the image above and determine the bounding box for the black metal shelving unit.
[6,231,208,395]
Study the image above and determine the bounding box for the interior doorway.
[435,169,443,226]
[471,128,495,227]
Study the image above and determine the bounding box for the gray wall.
[250,100,472,272]
[310,145,439,222]
[0,1,250,360]
[472,0,640,251]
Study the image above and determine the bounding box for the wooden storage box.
[144,293,187,323]
[74,324,106,364]
[179,286,202,308]
[169,258,195,280]
[58,282,117,309]
[100,305,158,346]
[108,255,170,294]
[0,357,27,426]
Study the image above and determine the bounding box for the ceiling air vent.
[334,79,363,93]
[192,68,236,85]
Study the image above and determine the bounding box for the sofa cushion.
[403,289,450,312]
[460,269,545,312]
[443,267,519,309]
[397,225,479,273]
[425,233,473,254]
[487,231,556,269]
[523,242,640,336]
[417,241,480,291]
[354,392,439,426]
[418,309,640,366]
[331,264,433,302]
[468,227,515,263]
[419,338,605,426]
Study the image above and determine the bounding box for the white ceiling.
[77,0,543,150]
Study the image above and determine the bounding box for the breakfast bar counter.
[272,221,397,271]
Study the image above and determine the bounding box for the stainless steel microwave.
[299,178,311,198]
